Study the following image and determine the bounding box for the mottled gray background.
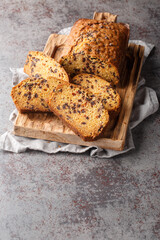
[0,0,160,239]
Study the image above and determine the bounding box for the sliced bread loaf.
[59,19,129,84]
[11,77,65,113]
[48,83,109,141]
[24,51,69,82]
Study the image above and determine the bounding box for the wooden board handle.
[93,12,117,22]
[43,34,68,58]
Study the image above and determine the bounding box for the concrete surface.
[0,0,160,239]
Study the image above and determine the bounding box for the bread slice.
[24,51,69,82]
[11,77,65,113]
[71,73,121,113]
[48,83,109,141]
[60,54,120,85]
[59,20,129,84]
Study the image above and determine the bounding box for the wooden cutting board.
[13,12,144,151]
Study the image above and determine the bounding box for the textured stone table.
[0,0,160,239]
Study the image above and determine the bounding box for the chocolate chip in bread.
[11,77,66,113]
[49,83,109,141]
[24,51,69,82]
[59,19,129,85]
[72,73,121,113]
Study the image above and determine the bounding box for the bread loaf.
[24,51,69,82]
[11,77,65,113]
[59,19,129,84]
[48,83,109,141]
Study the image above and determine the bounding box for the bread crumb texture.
[24,51,69,82]
[49,83,109,141]
[72,73,121,112]
[11,77,66,113]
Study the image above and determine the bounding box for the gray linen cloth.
[0,28,159,157]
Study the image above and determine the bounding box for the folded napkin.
[0,30,159,158]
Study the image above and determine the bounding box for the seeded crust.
[11,77,66,113]
[24,51,69,82]
[69,21,129,71]
[48,83,109,141]
[59,19,129,84]
[71,73,121,113]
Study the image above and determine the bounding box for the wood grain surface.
[13,12,144,151]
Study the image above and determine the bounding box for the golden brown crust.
[64,19,122,52]
[59,20,129,85]
[69,20,129,66]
